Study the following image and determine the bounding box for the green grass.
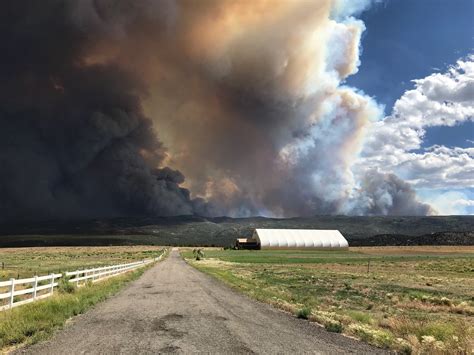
[185,249,367,264]
[347,310,373,324]
[0,246,164,279]
[0,246,166,351]
[296,307,311,319]
[0,267,147,351]
[184,247,474,353]
[183,248,474,265]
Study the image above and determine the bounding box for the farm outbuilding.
[236,229,349,250]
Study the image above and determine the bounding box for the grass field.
[0,267,148,353]
[0,246,164,280]
[0,246,166,352]
[183,246,474,354]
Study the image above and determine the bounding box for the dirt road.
[18,249,386,354]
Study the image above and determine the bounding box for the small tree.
[193,248,204,261]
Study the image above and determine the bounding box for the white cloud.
[356,56,474,192]
[331,0,380,19]
[420,191,474,215]
[454,199,474,207]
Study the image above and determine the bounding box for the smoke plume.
[0,0,433,221]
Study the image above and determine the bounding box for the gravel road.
[17,249,387,354]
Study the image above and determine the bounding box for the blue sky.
[348,0,473,112]
[348,0,474,214]
[348,0,473,149]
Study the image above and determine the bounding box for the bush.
[58,277,76,294]
[296,307,311,319]
[193,249,204,261]
[394,338,412,355]
[420,322,456,342]
[325,321,343,333]
[348,323,394,348]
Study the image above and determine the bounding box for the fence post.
[50,274,55,295]
[33,275,38,300]
[9,278,15,309]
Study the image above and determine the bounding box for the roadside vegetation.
[0,268,146,352]
[0,246,167,352]
[0,246,164,279]
[183,246,474,354]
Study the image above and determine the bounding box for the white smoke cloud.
[358,56,474,188]
[138,0,434,217]
[331,0,381,19]
[356,56,474,215]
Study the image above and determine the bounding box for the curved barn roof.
[253,229,348,249]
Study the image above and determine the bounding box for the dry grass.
[0,267,148,352]
[184,247,474,353]
[0,246,166,352]
[0,246,165,310]
[0,246,164,279]
[352,246,474,256]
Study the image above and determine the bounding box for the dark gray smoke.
[0,1,196,221]
[0,1,434,222]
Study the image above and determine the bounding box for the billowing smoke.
[0,0,433,221]
[0,1,196,221]
[347,171,434,216]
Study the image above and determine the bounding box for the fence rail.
[0,254,163,312]
[65,258,158,286]
[0,273,62,311]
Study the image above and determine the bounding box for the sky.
[348,0,473,113]
[0,0,472,222]
[348,0,474,214]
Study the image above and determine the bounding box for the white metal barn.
[251,229,349,249]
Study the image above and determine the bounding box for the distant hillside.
[0,215,472,247]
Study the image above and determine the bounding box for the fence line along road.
[65,257,159,287]
[0,254,162,312]
[0,273,62,311]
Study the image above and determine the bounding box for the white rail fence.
[0,255,162,312]
[0,273,62,311]
[65,258,157,286]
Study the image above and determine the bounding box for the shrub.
[58,277,76,294]
[420,322,456,342]
[192,249,204,261]
[325,321,343,333]
[348,323,394,348]
[421,335,446,353]
[450,301,474,315]
[438,297,452,306]
[296,307,311,319]
[394,337,412,355]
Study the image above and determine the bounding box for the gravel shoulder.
[15,249,387,354]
